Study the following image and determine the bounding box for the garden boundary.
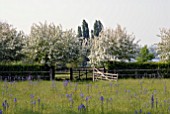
[108,69,170,78]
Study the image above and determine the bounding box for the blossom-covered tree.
[89,25,139,66]
[22,22,81,68]
[0,21,25,61]
[157,28,170,62]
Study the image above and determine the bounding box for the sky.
[0,0,170,46]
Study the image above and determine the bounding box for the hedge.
[106,61,170,70]
[105,61,170,78]
[0,62,52,79]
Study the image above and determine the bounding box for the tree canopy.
[89,25,139,66]
[157,28,170,62]
[0,22,25,61]
[82,20,89,38]
[136,45,154,63]
[22,22,81,67]
[77,26,82,37]
[93,20,103,37]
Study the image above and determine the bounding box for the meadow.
[0,78,170,114]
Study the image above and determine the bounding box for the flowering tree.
[88,25,139,66]
[0,21,25,61]
[22,22,81,67]
[157,28,170,62]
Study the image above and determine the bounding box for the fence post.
[78,70,80,80]
[135,69,138,78]
[50,66,55,81]
[93,68,95,82]
[86,69,87,80]
[70,68,73,81]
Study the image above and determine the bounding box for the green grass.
[0,79,170,114]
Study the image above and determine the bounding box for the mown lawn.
[0,78,170,114]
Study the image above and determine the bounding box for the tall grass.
[0,79,170,114]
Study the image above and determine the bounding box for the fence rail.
[0,70,54,81]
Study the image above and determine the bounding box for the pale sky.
[0,0,170,46]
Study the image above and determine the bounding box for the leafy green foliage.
[0,21,25,61]
[137,45,154,63]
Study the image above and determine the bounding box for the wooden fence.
[0,68,55,81]
[56,68,170,80]
[2,67,168,81]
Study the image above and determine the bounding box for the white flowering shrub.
[157,28,170,62]
[22,22,81,67]
[0,21,25,61]
[88,25,139,66]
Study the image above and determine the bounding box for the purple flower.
[66,94,69,98]
[78,103,86,111]
[0,110,2,114]
[14,98,17,103]
[85,96,89,101]
[139,109,142,113]
[66,94,72,98]
[32,101,36,105]
[30,94,34,99]
[2,100,8,110]
[69,97,73,102]
[38,98,40,104]
[127,90,130,93]
[151,94,154,108]
[80,93,84,98]
[63,80,69,87]
[100,96,104,102]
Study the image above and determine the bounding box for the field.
[0,79,170,114]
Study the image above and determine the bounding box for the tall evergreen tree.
[94,20,103,37]
[82,20,89,38]
[91,30,94,38]
[77,26,82,37]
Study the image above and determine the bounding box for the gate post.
[70,68,73,81]
[50,66,55,80]
[93,67,95,82]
